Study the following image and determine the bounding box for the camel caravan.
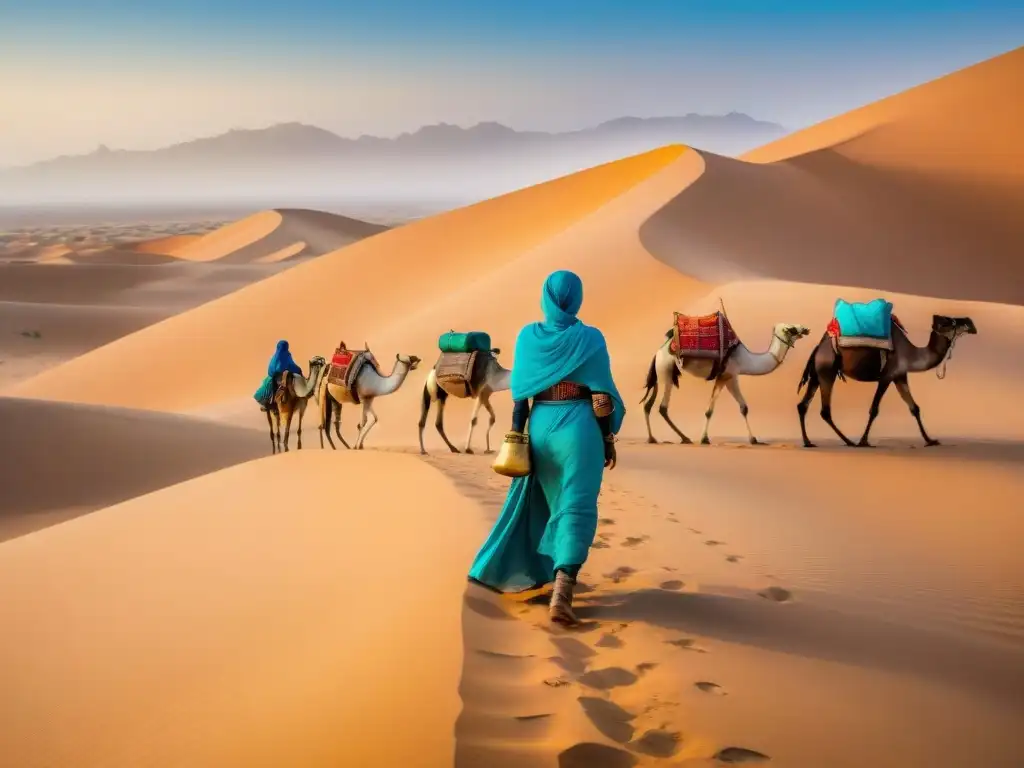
[252,297,976,455]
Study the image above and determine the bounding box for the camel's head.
[398,353,422,370]
[491,348,502,356]
[774,323,811,346]
[309,355,326,369]
[933,315,977,339]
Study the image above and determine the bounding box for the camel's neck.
[735,333,792,376]
[906,331,953,373]
[293,365,322,398]
[491,363,512,392]
[374,361,411,396]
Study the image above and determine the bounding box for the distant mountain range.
[0,114,788,207]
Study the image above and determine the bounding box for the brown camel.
[267,355,327,453]
[796,314,976,448]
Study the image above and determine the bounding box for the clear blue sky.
[1,0,1021,164]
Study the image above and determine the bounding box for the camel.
[265,355,327,454]
[418,349,511,455]
[318,349,422,450]
[642,323,811,445]
[796,314,977,448]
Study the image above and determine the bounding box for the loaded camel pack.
[642,307,810,445]
[419,330,511,455]
[318,341,422,451]
[797,298,977,448]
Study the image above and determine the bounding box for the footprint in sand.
[714,746,771,763]
[631,729,682,758]
[591,540,611,549]
[578,667,639,690]
[476,649,536,660]
[578,696,636,743]
[666,517,680,524]
[599,517,616,526]
[622,536,649,548]
[662,566,677,572]
[543,676,570,688]
[659,579,685,591]
[688,528,702,535]
[666,638,706,653]
[695,681,727,695]
[596,633,625,649]
[758,586,792,603]
[604,566,636,583]
[705,539,725,547]
[635,662,658,676]
[558,742,637,768]
[726,555,742,563]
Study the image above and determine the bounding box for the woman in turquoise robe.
[468,270,624,625]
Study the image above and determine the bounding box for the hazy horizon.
[3,1,1022,167]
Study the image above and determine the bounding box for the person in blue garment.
[468,270,624,626]
[267,339,303,394]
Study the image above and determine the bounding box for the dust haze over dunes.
[2,48,1023,768]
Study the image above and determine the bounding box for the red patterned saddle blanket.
[669,311,739,360]
[327,342,378,402]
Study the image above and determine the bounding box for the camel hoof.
[803,442,817,449]
[484,449,495,455]
[700,437,711,445]
[647,437,657,444]
[857,441,875,448]
[749,437,760,446]
[925,439,941,447]
[681,437,693,445]
[465,448,474,455]
[449,447,460,454]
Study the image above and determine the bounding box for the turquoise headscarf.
[510,270,625,433]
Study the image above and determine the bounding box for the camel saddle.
[435,350,489,398]
[670,311,740,361]
[829,299,899,352]
[327,342,378,404]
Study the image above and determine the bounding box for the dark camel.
[797,314,977,448]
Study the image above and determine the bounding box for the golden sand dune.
[0,397,266,542]
[0,451,483,768]
[131,233,202,255]
[171,208,389,263]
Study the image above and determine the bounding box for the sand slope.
[0,451,485,768]
[170,208,389,263]
[0,397,266,541]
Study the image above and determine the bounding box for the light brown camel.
[797,314,977,448]
[642,323,811,445]
[418,349,510,455]
[266,355,326,453]
[318,348,421,450]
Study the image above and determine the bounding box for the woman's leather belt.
[534,381,591,402]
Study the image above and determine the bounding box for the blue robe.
[267,340,303,377]
[469,271,624,592]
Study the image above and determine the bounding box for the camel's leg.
[724,376,761,445]
[464,396,484,454]
[295,400,306,450]
[273,408,283,452]
[334,398,351,449]
[282,406,295,452]
[797,372,820,448]
[657,367,692,445]
[818,371,856,447]
[321,393,336,450]
[857,379,891,447]
[418,383,432,455]
[894,375,940,447]
[355,399,379,450]
[434,390,460,453]
[642,377,659,444]
[265,409,277,454]
[699,377,728,445]
[481,392,497,454]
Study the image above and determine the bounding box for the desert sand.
[0,209,388,387]
[1,47,1022,767]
